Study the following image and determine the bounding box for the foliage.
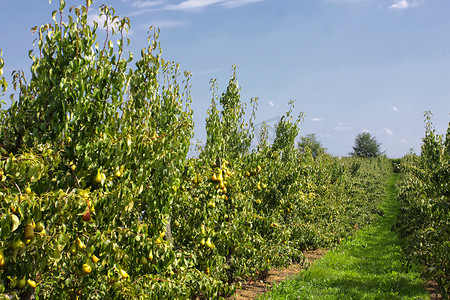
[298,133,326,158]
[350,132,383,158]
[390,158,402,173]
[0,1,392,298]
[394,112,450,298]
[0,2,198,298]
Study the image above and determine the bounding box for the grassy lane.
[262,173,429,300]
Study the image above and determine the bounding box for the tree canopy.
[350,132,383,158]
[298,133,326,158]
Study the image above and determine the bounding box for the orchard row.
[394,113,450,298]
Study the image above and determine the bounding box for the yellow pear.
[82,263,92,274]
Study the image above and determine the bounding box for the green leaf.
[11,214,20,232]
[52,10,58,22]
[59,0,65,11]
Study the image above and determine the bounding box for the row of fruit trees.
[394,112,450,298]
[0,2,392,299]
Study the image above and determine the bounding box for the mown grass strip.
[261,173,429,300]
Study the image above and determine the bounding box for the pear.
[94,172,102,184]
[69,243,77,255]
[205,237,213,249]
[139,256,148,265]
[217,170,223,182]
[91,254,100,263]
[76,238,86,251]
[119,269,129,278]
[82,263,92,274]
[17,278,26,289]
[27,279,37,288]
[23,223,35,240]
[82,211,91,222]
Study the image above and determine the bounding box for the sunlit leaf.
[11,214,20,232]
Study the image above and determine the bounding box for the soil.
[227,248,328,300]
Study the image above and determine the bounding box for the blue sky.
[0,0,449,157]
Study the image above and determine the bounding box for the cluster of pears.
[10,221,46,251]
[76,241,128,280]
[8,275,37,290]
[199,224,215,250]
[2,221,45,289]
[245,165,262,177]
[211,160,233,201]
[94,166,124,186]
[245,165,267,191]
[94,169,106,185]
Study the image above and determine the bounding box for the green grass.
[261,173,429,300]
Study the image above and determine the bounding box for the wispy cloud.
[311,117,323,122]
[384,128,394,135]
[132,0,167,8]
[326,0,423,9]
[325,0,381,5]
[166,0,223,10]
[326,0,374,3]
[268,101,275,107]
[221,0,265,8]
[130,0,265,12]
[389,0,420,9]
[87,14,134,35]
[334,122,352,131]
[139,20,186,29]
[391,105,399,112]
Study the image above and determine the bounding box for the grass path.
[262,173,429,300]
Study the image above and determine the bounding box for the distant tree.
[298,133,326,158]
[350,132,383,158]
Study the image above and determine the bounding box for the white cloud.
[166,0,223,10]
[311,117,323,122]
[221,0,265,8]
[87,14,134,35]
[390,0,408,9]
[140,20,186,29]
[196,68,224,75]
[400,139,407,143]
[132,0,167,8]
[334,125,352,131]
[87,14,106,27]
[130,0,265,12]
[334,121,352,131]
[268,101,275,107]
[384,128,394,135]
[326,0,422,9]
[325,0,380,4]
[391,105,399,112]
[389,0,420,9]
